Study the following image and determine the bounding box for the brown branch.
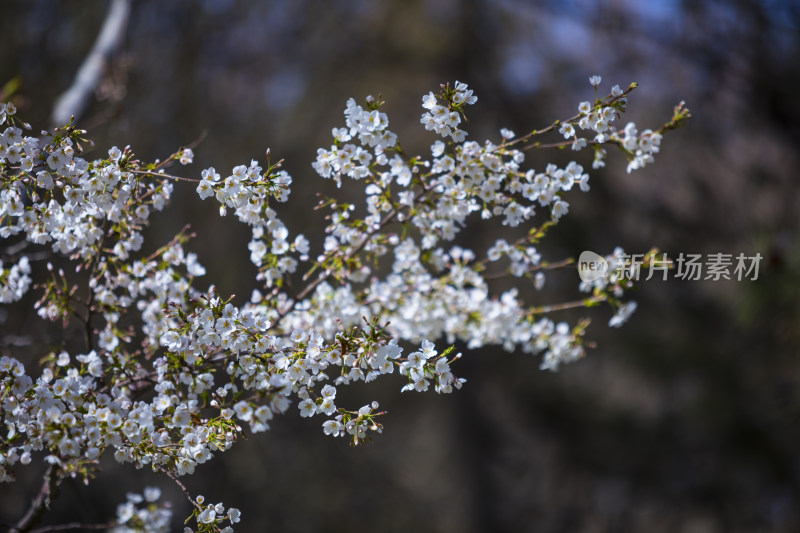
[28,522,118,533]
[156,465,201,511]
[10,466,61,533]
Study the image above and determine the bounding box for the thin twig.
[156,465,199,511]
[132,170,199,183]
[28,521,119,533]
[482,257,576,280]
[530,295,605,315]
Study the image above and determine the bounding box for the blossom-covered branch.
[0,77,688,531]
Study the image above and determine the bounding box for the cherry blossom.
[0,81,689,531]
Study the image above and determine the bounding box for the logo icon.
[578,250,608,282]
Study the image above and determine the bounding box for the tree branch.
[10,466,61,533]
[50,0,131,127]
[28,521,118,533]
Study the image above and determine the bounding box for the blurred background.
[2,0,800,531]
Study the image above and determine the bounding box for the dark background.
[2,0,800,531]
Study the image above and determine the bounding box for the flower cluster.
[190,494,241,533]
[420,80,477,142]
[111,487,172,533]
[196,158,297,288]
[552,77,669,172]
[312,97,397,186]
[0,255,30,303]
[487,238,544,281]
[577,246,663,328]
[617,122,663,173]
[0,79,687,531]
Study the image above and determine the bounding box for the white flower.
[500,128,515,139]
[233,401,253,421]
[143,487,161,502]
[420,339,437,359]
[198,508,216,524]
[323,419,344,436]
[117,502,135,523]
[571,138,587,151]
[298,398,316,418]
[319,397,336,416]
[551,199,569,220]
[227,508,242,524]
[179,148,194,165]
[559,123,575,139]
[609,301,637,327]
